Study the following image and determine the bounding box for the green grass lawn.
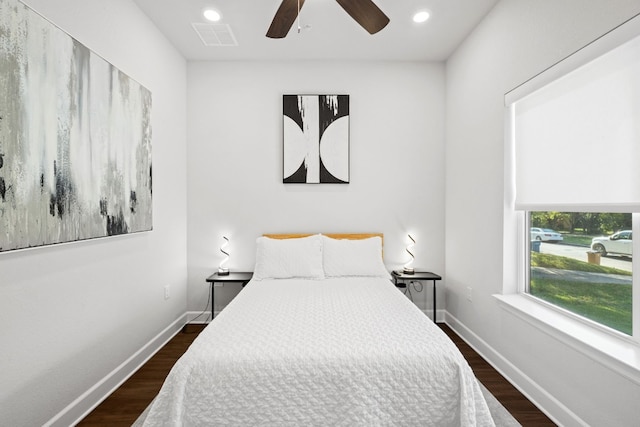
[560,234,596,247]
[531,252,631,276]
[530,252,632,335]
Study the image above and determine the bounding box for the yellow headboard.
[263,233,383,243]
[262,233,384,257]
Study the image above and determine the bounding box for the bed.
[142,234,495,426]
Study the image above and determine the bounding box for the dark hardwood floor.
[439,325,556,426]
[77,324,206,426]
[79,323,555,426]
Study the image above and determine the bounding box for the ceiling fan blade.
[335,0,389,34]
[266,0,306,38]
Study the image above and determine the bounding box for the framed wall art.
[0,0,152,253]
[283,94,349,184]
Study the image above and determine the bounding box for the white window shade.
[512,33,640,212]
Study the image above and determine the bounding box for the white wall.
[0,1,187,425]
[186,61,445,314]
[445,0,640,425]
[11,1,638,424]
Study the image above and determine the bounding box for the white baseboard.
[419,308,445,322]
[187,310,213,324]
[46,314,188,427]
[191,309,444,323]
[444,312,586,427]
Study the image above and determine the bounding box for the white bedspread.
[143,278,495,426]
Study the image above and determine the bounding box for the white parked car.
[591,230,632,257]
[530,228,563,242]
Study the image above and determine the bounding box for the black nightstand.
[392,270,442,323]
[205,272,253,319]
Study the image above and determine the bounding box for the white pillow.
[322,235,389,278]
[253,235,324,280]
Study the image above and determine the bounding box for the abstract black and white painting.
[283,95,349,184]
[0,0,152,253]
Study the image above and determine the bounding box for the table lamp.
[218,235,230,275]
[403,233,415,274]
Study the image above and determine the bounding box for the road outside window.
[528,212,632,335]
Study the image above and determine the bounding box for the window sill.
[494,293,640,385]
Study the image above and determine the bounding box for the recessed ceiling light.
[413,11,431,23]
[203,9,222,22]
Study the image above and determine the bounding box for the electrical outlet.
[466,286,472,302]
[164,284,170,300]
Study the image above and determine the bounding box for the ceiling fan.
[266,0,390,38]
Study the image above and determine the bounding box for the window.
[506,19,640,342]
[527,211,633,335]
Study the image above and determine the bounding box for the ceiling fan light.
[413,11,430,23]
[203,9,222,22]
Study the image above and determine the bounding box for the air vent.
[192,23,238,47]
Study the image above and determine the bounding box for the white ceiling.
[132,0,498,61]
